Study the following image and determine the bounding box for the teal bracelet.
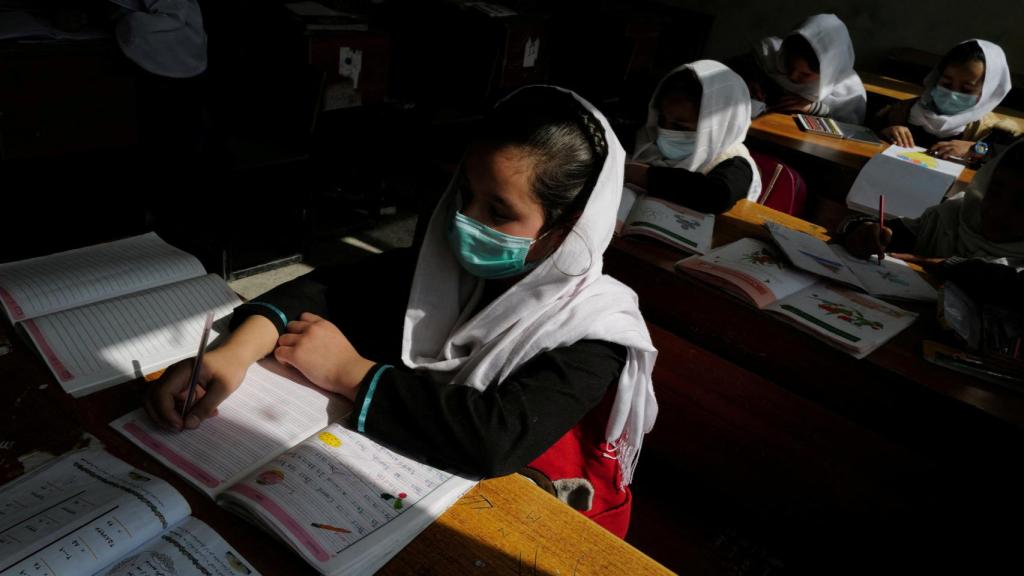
[357,364,393,433]
[248,301,288,330]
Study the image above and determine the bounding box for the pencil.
[311,522,351,534]
[180,311,215,428]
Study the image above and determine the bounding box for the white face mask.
[655,128,697,161]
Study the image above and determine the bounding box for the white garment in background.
[755,13,866,124]
[632,60,762,202]
[110,0,207,78]
[908,39,1012,139]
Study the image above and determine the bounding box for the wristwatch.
[973,140,990,157]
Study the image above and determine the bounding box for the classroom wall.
[660,0,1023,74]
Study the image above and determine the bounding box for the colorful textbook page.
[617,186,715,254]
[765,222,938,301]
[110,360,476,576]
[766,284,918,359]
[846,145,964,219]
[675,237,817,308]
[0,448,257,576]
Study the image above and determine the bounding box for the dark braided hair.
[938,41,986,73]
[474,86,608,234]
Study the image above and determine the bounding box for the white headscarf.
[908,40,1012,139]
[402,86,658,486]
[633,60,762,202]
[111,0,208,78]
[755,13,866,124]
[903,140,1024,262]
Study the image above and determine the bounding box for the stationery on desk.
[847,145,965,218]
[793,114,884,145]
[110,360,477,576]
[0,233,241,398]
[617,184,715,254]
[676,237,918,358]
[763,221,938,302]
[0,448,258,576]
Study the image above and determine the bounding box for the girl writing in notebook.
[840,140,1024,310]
[625,60,762,213]
[873,40,1022,160]
[145,86,658,538]
[733,13,866,124]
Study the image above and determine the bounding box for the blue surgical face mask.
[930,85,979,115]
[448,209,543,279]
[656,128,697,161]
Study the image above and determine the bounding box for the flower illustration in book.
[380,491,408,510]
[814,296,883,330]
[875,269,910,286]
[256,469,285,485]
[674,214,700,230]
[743,248,783,269]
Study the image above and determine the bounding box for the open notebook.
[677,237,918,358]
[764,222,938,301]
[0,448,258,576]
[110,360,477,576]
[616,184,715,254]
[847,145,964,219]
[0,233,241,397]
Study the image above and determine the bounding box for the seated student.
[145,86,658,538]
[873,40,1022,159]
[841,140,1024,310]
[732,13,866,124]
[625,60,762,214]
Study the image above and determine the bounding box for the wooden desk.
[0,323,670,575]
[748,112,977,185]
[611,200,1024,433]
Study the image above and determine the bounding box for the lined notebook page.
[0,232,205,322]
[23,274,241,397]
[111,361,349,498]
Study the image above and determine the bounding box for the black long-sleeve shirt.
[645,156,754,214]
[229,249,626,477]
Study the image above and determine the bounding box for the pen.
[180,311,215,429]
[877,194,886,266]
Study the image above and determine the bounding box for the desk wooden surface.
[748,112,977,186]
[0,323,671,575]
[609,200,1024,434]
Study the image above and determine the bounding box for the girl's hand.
[928,140,973,160]
[881,126,915,148]
[624,162,650,189]
[771,93,814,113]
[845,222,893,260]
[274,313,374,400]
[144,347,249,431]
[888,253,946,273]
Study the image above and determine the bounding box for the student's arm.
[937,258,1024,312]
[643,157,753,214]
[874,99,917,148]
[351,340,627,478]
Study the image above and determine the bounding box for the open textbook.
[764,222,938,301]
[616,184,715,254]
[0,448,258,576]
[847,145,964,219]
[110,360,477,576]
[0,233,241,397]
[677,238,918,358]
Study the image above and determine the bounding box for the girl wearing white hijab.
[839,139,1024,270]
[874,40,1022,160]
[626,60,762,213]
[747,13,866,124]
[146,86,658,538]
